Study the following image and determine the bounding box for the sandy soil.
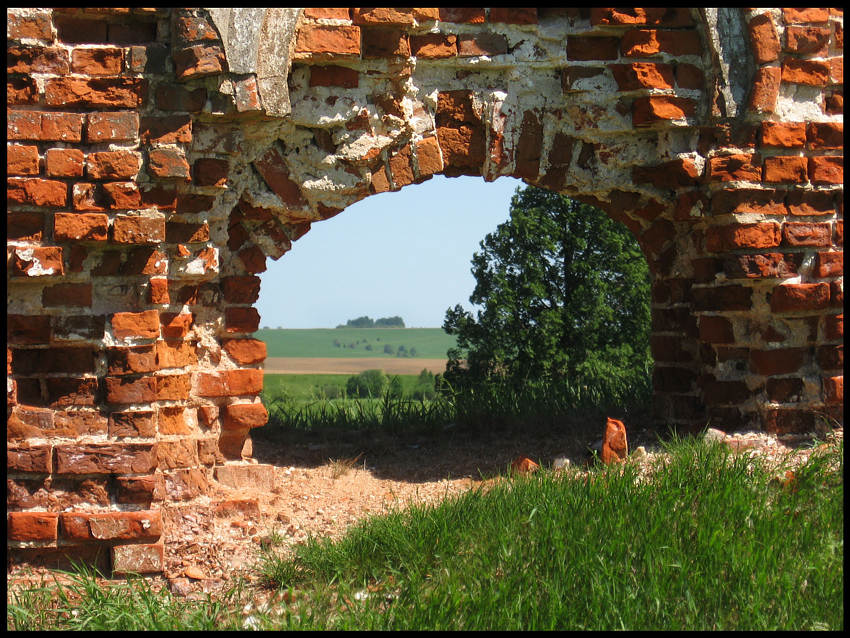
[264,357,448,375]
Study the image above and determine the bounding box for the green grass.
[264,373,424,401]
[256,327,457,358]
[8,435,843,631]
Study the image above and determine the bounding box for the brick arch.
[7,8,842,576]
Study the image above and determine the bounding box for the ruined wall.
[7,8,843,575]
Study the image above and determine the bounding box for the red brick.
[233,75,263,112]
[8,177,67,207]
[60,511,161,541]
[193,158,229,187]
[112,544,164,575]
[46,377,98,407]
[8,110,85,142]
[107,345,158,375]
[53,15,108,43]
[87,151,140,180]
[158,407,192,435]
[632,158,700,188]
[111,310,160,339]
[7,11,54,41]
[764,409,816,435]
[105,376,157,404]
[71,47,123,74]
[761,121,806,147]
[692,285,753,311]
[816,344,843,370]
[621,29,701,56]
[221,276,261,304]
[109,410,156,437]
[7,45,69,74]
[148,277,169,305]
[222,402,268,430]
[8,446,52,474]
[302,8,351,20]
[7,315,51,344]
[782,8,829,24]
[147,148,191,180]
[785,25,831,54]
[53,442,156,474]
[489,8,538,24]
[7,212,44,241]
[824,314,843,340]
[8,512,59,542]
[786,190,837,216]
[155,340,197,369]
[155,84,207,111]
[352,8,414,25]
[632,96,695,125]
[816,251,843,277]
[225,307,260,333]
[829,56,842,84]
[7,76,38,105]
[567,36,621,60]
[415,136,443,177]
[748,14,780,63]
[388,144,415,188]
[309,65,359,88]
[439,8,485,23]
[750,348,806,375]
[9,246,64,277]
[808,156,843,184]
[196,369,264,397]
[173,44,225,80]
[823,376,843,404]
[7,145,40,175]
[253,145,307,206]
[699,315,735,343]
[782,59,830,86]
[139,115,192,144]
[782,222,831,247]
[770,283,830,312]
[610,62,674,90]
[166,221,209,243]
[458,32,508,57]
[749,66,781,113]
[72,183,107,211]
[12,346,95,374]
[763,156,808,183]
[44,77,147,108]
[675,63,704,89]
[155,374,192,401]
[410,33,457,58]
[707,154,761,182]
[222,339,267,365]
[294,25,361,56]
[42,282,93,307]
[112,214,166,244]
[807,122,843,149]
[102,181,142,209]
[175,14,220,41]
[160,313,193,339]
[45,149,84,178]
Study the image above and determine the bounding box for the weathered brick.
[54,443,157,474]
[155,373,192,401]
[7,76,38,105]
[782,222,831,247]
[566,36,621,60]
[7,45,69,74]
[439,8,485,23]
[770,283,831,312]
[761,121,806,147]
[9,246,64,277]
[621,29,701,56]
[225,307,261,333]
[196,369,264,397]
[610,62,674,90]
[411,33,457,58]
[60,510,161,541]
[42,283,93,308]
[112,214,166,244]
[87,151,140,180]
[362,27,410,58]
[193,158,229,187]
[7,144,40,176]
[111,310,160,339]
[807,122,843,149]
[44,77,148,108]
[8,512,59,542]
[107,345,158,375]
[763,156,808,183]
[749,66,781,112]
[782,59,830,86]
[458,32,508,57]
[808,156,843,184]
[632,96,695,125]
[105,376,157,404]
[46,377,99,407]
[7,177,67,207]
[7,11,54,41]
[750,348,807,375]
[816,251,843,277]
[173,44,225,80]
[112,543,164,574]
[222,402,268,430]
[707,154,761,182]
[748,14,780,63]
[71,47,123,74]
[222,339,267,365]
[109,410,156,437]
[8,446,52,474]
[295,24,361,56]
[54,212,108,241]
[139,115,192,144]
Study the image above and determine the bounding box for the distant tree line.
[336,316,406,328]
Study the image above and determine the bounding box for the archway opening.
[248,175,655,461]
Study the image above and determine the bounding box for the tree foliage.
[442,186,651,391]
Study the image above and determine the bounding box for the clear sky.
[256,174,525,329]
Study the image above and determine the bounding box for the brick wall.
[6,7,843,575]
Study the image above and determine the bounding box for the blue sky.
[256,175,524,328]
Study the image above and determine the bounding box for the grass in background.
[8,435,843,631]
[256,327,457,359]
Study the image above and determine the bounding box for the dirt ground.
[7,418,842,606]
[263,357,448,375]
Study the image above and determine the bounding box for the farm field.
[256,327,457,359]
[263,357,448,375]
[264,373,425,400]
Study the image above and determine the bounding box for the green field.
[256,327,457,359]
[263,373,426,401]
